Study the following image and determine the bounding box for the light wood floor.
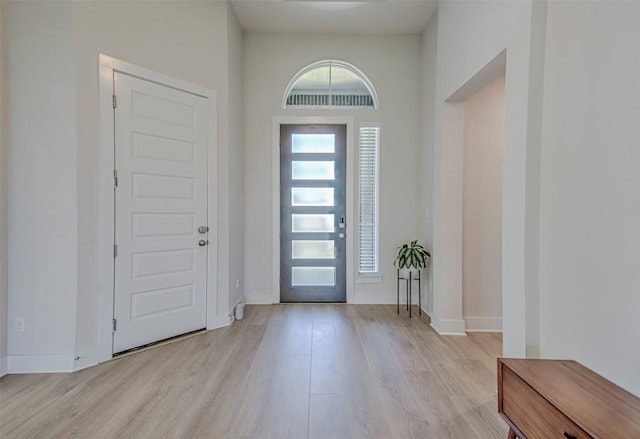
[0,305,508,439]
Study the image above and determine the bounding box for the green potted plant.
[394,240,431,277]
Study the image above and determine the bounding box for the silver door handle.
[198,226,209,234]
[339,233,345,238]
[198,240,208,247]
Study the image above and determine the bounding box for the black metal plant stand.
[396,268,421,318]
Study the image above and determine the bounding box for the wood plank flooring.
[0,305,508,438]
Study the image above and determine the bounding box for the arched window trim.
[282,59,379,110]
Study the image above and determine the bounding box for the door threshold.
[278,301,347,304]
[113,328,206,359]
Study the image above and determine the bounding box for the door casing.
[98,55,219,362]
[271,116,355,304]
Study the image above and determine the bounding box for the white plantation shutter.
[286,93,374,107]
[358,126,380,273]
[283,60,379,109]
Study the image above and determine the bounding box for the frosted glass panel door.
[280,124,346,302]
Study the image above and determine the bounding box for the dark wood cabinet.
[497,358,640,439]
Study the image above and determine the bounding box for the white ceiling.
[230,0,438,34]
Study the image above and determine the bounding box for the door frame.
[97,55,218,362]
[272,116,355,304]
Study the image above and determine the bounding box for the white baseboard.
[73,355,98,372]
[430,317,467,335]
[228,298,243,323]
[8,354,76,373]
[208,314,233,331]
[245,292,424,306]
[350,292,423,305]
[349,293,396,304]
[0,356,7,377]
[244,292,279,305]
[464,316,502,332]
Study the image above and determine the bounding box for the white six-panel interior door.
[113,71,209,354]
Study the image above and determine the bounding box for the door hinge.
[112,95,117,109]
[113,244,118,258]
[113,169,118,188]
[112,318,117,332]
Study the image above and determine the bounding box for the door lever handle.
[198,239,208,247]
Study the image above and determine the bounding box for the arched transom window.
[283,60,379,109]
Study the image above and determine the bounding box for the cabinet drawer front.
[502,367,591,439]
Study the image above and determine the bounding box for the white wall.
[522,0,547,359]
[432,0,639,396]
[226,6,245,311]
[419,14,438,315]
[4,0,242,371]
[538,0,640,396]
[243,33,421,304]
[0,0,8,376]
[72,0,240,367]
[462,75,504,331]
[5,1,79,370]
[431,0,545,346]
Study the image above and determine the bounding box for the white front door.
[113,72,209,354]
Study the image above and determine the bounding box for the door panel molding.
[98,55,218,362]
[271,116,355,304]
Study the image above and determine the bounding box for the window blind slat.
[287,93,374,108]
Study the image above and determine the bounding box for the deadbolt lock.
[198,226,209,234]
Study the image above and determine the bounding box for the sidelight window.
[358,125,380,274]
